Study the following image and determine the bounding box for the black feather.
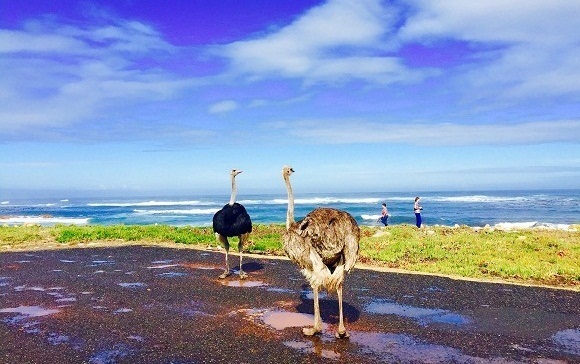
[213,202,252,237]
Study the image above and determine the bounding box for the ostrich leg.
[216,233,231,279]
[335,285,349,338]
[238,233,249,279]
[303,286,323,336]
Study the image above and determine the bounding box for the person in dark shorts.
[380,202,389,226]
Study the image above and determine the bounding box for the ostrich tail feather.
[326,265,345,291]
[301,249,346,291]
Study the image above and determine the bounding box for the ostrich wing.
[285,208,360,272]
[212,203,252,237]
[301,208,359,270]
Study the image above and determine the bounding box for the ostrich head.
[231,169,243,177]
[282,165,294,178]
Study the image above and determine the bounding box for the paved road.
[1,245,579,363]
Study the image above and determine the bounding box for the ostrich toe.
[302,327,322,336]
[219,270,231,279]
[238,270,248,279]
[335,330,350,339]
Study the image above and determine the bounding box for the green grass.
[1,224,578,289]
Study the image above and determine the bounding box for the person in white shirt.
[414,197,422,228]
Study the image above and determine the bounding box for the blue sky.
[1,0,579,197]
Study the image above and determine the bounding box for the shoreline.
[1,215,578,232]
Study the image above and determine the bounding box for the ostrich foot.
[238,270,248,279]
[302,327,322,336]
[218,270,231,279]
[335,330,350,339]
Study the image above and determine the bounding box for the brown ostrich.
[281,166,360,338]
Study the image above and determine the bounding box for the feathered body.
[213,202,252,237]
[284,208,359,291]
[212,169,252,279]
[281,165,360,338]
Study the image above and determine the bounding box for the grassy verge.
[1,224,578,289]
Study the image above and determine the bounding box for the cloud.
[273,118,580,146]
[220,0,427,84]
[0,17,191,138]
[219,0,580,101]
[400,1,580,45]
[399,1,580,99]
[208,100,239,114]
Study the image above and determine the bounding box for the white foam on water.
[134,208,218,215]
[0,216,89,225]
[88,200,211,207]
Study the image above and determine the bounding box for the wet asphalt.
[0,245,579,364]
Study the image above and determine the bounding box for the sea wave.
[246,197,383,205]
[362,214,382,220]
[0,216,90,225]
[133,208,218,215]
[88,200,213,207]
[430,195,528,203]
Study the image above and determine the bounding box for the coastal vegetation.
[1,224,578,289]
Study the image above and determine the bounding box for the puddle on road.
[221,280,267,288]
[113,308,133,314]
[47,333,70,345]
[89,260,115,266]
[128,335,145,342]
[0,276,10,287]
[89,344,133,364]
[262,311,321,330]
[147,264,180,269]
[118,282,146,288]
[180,263,220,270]
[283,340,341,360]
[266,287,294,293]
[552,328,580,355]
[151,260,173,264]
[59,260,76,263]
[301,290,328,300]
[349,331,494,363]
[158,272,187,278]
[237,307,328,333]
[365,299,471,326]
[0,305,61,317]
[13,285,46,292]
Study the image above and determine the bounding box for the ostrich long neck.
[229,175,237,206]
[284,174,295,230]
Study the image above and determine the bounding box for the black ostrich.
[212,169,252,279]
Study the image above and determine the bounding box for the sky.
[1,0,579,198]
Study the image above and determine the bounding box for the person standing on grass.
[414,196,423,228]
[379,202,389,226]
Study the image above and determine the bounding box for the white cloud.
[400,0,580,45]
[400,0,580,99]
[220,0,427,84]
[208,100,239,114]
[274,118,580,146]
[0,18,191,136]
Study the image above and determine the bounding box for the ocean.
[1,190,578,229]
